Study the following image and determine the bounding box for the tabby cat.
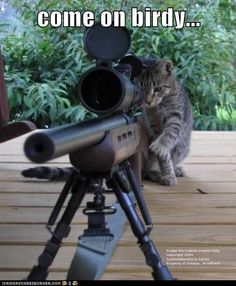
[22,59,193,186]
[138,59,193,186]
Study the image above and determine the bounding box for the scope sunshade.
[84,23,131,61]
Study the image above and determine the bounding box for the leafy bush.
[1,0,236,130]
[132,0,236,130]
[2,0,99,127]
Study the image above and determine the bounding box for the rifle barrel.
[24,114,129,163]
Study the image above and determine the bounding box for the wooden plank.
[0,193,62,207]
[147,206,236,225]
[185,157,236,164]
[191,131,236,137]
[0,165,71,182]
[1,163,236,182]
[189,146,236,157]
[1,270,235,280]
[0,192,236,208]
[0,224,236,247]
[144,193,236,208]
[0,193,115,207]
[0,162,71,172]
[0,271,67,280]
[1,154,236,164]
[0,245,75,272]
[0,205,89,225]
[102,270,236,280]
[0,206,235,225]
[0,181,65,193]
[106,246,236,271]
[0,154,70,164]
[144,181,236,194]
[1,181,235,194]
[0,245,235,270]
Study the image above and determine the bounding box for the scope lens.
[80,69,122,113]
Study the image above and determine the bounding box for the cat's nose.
[145,98,152,105]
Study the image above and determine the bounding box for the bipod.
[26,162,173,280]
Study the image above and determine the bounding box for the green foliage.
[131,0,236,130]
[1,0,236,130]
[1,0,101,127]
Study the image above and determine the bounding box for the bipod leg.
[27,172,90,280]
[67,177,127,280]
[110,169,173,280]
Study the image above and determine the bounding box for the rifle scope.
[77,24,144,114]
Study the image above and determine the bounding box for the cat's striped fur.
[138,59,193,185]
[22,59,193,186]
[22,166,74,180]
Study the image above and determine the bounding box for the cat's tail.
[21,166,74,180]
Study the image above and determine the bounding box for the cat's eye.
[154,87,162,92]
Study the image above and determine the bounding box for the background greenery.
[0,0,235,130]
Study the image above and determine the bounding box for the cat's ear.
[165,61,173,75]
[161,61,174,75]
[143,58,160,69]
[153,60,173,75]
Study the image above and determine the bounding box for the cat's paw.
[159,174,177,186]
[174,166,186,177]
[149,141,166,156]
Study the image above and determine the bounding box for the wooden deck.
[0,131,236,280]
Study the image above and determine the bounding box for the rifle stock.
[69,122,140,172]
